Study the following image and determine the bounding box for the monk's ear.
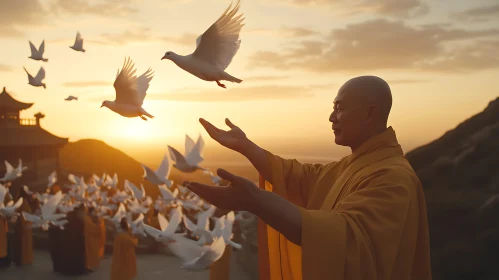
[365,104,377,123]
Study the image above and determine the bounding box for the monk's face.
[329,89,369,147]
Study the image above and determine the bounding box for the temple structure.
[0,87,68,192]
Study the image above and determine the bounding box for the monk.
[84,207,101,271]
[98,217,106,258]
[110,218,138,280]
[0,215,9,269]
[60,206,87,276]
[184,76,432,280]
[13,188,33,266]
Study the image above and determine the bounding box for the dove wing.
[23,212,42,223]
[185,135,205,166]
[167,146,189,167]
[168,235,206,263]
[165,207,182,234]
[185,135,196,156]
[35,67,45,82]
[143,223,162,238]
[75,32,83,49]
[41,191,63,217]
[135,68,153,106]
[183,216,197,232]
[113,57,139,105]
[155,154,171,181]
[158,184,175,200]
[22,68,35,84]
[28,41,38,56]
[192,0,244,70]
[39,40,45,55]
[125,180,142,200]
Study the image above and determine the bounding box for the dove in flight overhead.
[70,32,85,52]
[168,134,206,173]
[23,66,46,89]
[28,40,48,62]
[100,57,155,121]
[65,95,78,101]
[161,0,244,89]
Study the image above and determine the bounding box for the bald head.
[330,75,393,152]
[338,75,392,125]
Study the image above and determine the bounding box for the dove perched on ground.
[168,135,206,173]
[28,40,48,62]
[23,66,46,89]
[65,95,78,101]
[70,32,85,52]
[161,0,244,89]
[100,57,155,121]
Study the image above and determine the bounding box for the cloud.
[0,0,48,37]
[163,33,198,47]
[146,85,316,102]
[62,81,111,88]
[451,4,499,23]
[244,26,319,37]
[244,75,291,82]
[388,79,429,84]
[0,64,15,72]
[49,0,138,17]
[283,0,429,18]
[99,27,157,45]
[247,19,499,73]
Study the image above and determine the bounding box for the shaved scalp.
[339,75,392,124]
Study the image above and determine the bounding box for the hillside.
[59,139,232,198]
[405,97,499,280]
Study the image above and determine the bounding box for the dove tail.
[43,58,48,62]
[42,84,46,89]
[224,73,242,83]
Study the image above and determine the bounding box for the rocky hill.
[406,97,499,280]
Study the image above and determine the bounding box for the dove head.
[100,100,112,108]
[161,51,177,61]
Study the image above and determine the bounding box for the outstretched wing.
[113,57,139,105]
[185,135,196,156]
[192,0,244,70]
[135,68,154,106]
[23,67,35,84]
[155,154,171,182]
[39,40,45,55]
[74,32,83,49]
[185,135,205,166]
[35,67,45,81]
[29,41,38,56]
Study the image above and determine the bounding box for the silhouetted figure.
[59,206,86,275]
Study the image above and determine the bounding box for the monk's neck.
[350,126,388,154]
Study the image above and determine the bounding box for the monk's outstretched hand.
[183,168,260,212]
[199,118,248,152]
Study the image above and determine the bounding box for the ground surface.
[0,250,255,280]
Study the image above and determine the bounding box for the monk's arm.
[240,139,273,183]
[250,187,302,245]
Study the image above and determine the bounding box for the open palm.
[199,118,247,152]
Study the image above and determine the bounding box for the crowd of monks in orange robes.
[0,183,237,280]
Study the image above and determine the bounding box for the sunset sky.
[1,0,499,166]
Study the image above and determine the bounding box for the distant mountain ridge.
[405,96,499,280]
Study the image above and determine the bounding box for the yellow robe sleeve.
[110,232,138,280]
[0,217,7,258]
[265,150,332,206]
[84,216,101,270]
[298,170,430,280]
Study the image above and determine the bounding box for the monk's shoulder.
[359,157,421,188]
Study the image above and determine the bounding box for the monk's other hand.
[183,168,260,212]
[199,118,249,152]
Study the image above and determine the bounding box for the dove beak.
[100,104,104,108]
[161,55,166,60]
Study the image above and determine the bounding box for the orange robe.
[0,217,7,258]
[110,231,138,280]
[98,219,106,258]
[14,201,33,265]
[209,245,232,280]
[84,216,101,270]
[258,126,432,280]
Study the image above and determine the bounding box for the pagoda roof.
[0,125,68,147]
[0,87,33,111]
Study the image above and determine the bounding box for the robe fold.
[209,244,232,280]
[60,211,86,275]
[257,126,432,280]
[84,216,101,271]
[14,201,33,266]
[98,218,106,258]
[110,231,138,280]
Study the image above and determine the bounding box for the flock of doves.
[0,139,250,271]
[23,0,245,121]
[3,0,251,271]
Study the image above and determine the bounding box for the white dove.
[1,159,27,182]
[0,183,23,217]
[28,40,48,62]
[24,66,46,89]
[168,134,206,173]
[23,191,67,230]
[143,207,185,243]
[70,32,85,52]
[100,57,154,121]
[221,211,242,249]
[168,235,226,271]
[161,0,244,89]
[47,171,57,188]
[141,153,173,186]
[183,204,216,243]
[65,95,78,101]
[203,170,222,186]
